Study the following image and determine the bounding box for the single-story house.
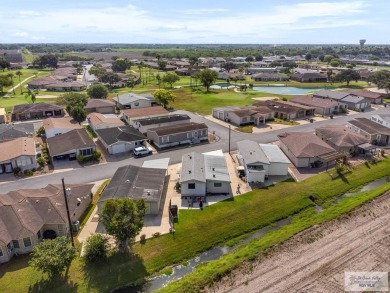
[180,151,231,199]
[247,67,278,74]
[98,161,169,215]
[47,129,96,161]
[87,113,124,131]
[121,106,169,125]
[147,122,208,149]
[342,89,383,104]
[371,114,390,128]
[315,125,369,154]
[131,114,191,134]
[278,132,343,168]
[113,93,158,109]
[0,108,6,124]
[43,117,81,138]
[95,126,146,154]
[84,99,116,114]
[0,183,93,263]
[347,118,390,146]
[292,95,348,116]
[252,73,289,81]
[312,90,370,111]
[12,103,64,121]
[27,76,85,92]
[0,137,37,174]
[253,100,315,120]
[0,123,34,142]
[291,72,327,82]
[237,140,290,182]
[175,67,191,76]
[212,106,275,126]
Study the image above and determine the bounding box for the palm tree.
[16,70,23,94]
[7,73,15,95]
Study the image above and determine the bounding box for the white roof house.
[180,151,231,198]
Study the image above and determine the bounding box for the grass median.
[1,158,390,292]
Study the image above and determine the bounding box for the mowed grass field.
[1,157,390,292]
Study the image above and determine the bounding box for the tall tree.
[196,69,218,92]
[153,89,176,108]
[0,75,12,93]
[69,106,87,123]
[33,54,58,69]
[221,62,236,73]
[162,72,180,88]
[335,69,360,86]
[305,53,312,62]
[29,237,76,278]
[15,70,23,94]
[7,73,15,95]
[0,58,10,71]
[99,72,121,88]
[56,92,89,114]
[87,83,109,99]
[101,198,146,252]
[112,58,128,72]
[255,54,263,61]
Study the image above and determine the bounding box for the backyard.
[1,157,390,292]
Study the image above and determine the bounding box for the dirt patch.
[209,191,390,293]
[251,97,279,101]
[36,95,59,99]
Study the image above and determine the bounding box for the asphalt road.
[1,106,389,193]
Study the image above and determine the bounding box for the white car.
[133,146,153,157]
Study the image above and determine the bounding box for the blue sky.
[1,0,389,44]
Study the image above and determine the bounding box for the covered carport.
[317,151,345,170]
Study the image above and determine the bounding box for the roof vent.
[213,174,216,178]
[125,179,130,183]
[189,170,191,174]
[212,168,215,171]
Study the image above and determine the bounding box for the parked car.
[133,146,153,157]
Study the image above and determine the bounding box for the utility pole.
[228,125,231,154]
[61,178,75,247]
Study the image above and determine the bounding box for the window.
[12,240,20,249]
[37,230,41,239]
[0,248,3,257]
[188,183,196,189]
[162,136,169,143]
[134,102,139,107]
[214,182,222,187]
[23,237,32,247]
[80,148,92,156]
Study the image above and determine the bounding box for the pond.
[252,86,323,95]
[210,83,236,89]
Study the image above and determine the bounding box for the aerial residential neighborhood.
[1,1,390,293]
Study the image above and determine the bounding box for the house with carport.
[237,140,290,182]
[292,95,347,116]
[278,132,343,168]
[98,159,169,215]
[0,137,37,174]
[147,122,208,149]
[0,183,93,263]
[121,106,169,125]
[180,150,231,200]
[347,118,390,146]
[47,129,96,161]
[113,92,158,109]
[87,113,124,131]
[84,99,116,114]
[95,126,146,155]
[43,117,81,138]
[131,114,191,134]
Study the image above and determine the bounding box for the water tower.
[359,39,366,48]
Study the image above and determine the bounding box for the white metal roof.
[142,158,170,170]
[259,144,291,164]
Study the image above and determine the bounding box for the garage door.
[111,144,126,154]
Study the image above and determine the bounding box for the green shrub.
[36,126,45,137]
[77,155,85,163]
[84,233,110,263]
[92,151,101,161]
[23,169,34,176]
[37,157,46,168]
[13,167,21,175]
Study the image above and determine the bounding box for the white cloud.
[12,32,28,37]
[183,8,229,15]
[1,1,384,43]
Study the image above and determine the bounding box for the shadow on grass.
[0,254,31,278]
[83,251,147,293]
[28,276,78,293]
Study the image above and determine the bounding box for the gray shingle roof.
[0,123,34,142]
[113,93,155,105]
[84,99,115,109]
[148,122,208,136]
[315,125,368,147]
[348,118,390,135]
[99,165,166,203]
[96,126,145,145]
[47,129,95,156]
[12,103,64,114]
[313,90,349,101]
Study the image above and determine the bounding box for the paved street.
[1,106,390,193]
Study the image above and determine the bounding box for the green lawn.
[2,158,390,292]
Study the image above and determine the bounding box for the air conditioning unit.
[72,220,80,232]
